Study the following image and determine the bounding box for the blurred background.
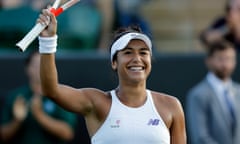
[0,0,227,54]
[141,0,225,53]
[0,0,239,144]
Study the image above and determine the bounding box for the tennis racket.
[16,0,80,52]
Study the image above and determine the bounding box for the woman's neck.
[115,85,147,107]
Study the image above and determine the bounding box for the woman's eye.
[140,51,148,55]
[124,51,132,54]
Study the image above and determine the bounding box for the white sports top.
[91,89,170,144]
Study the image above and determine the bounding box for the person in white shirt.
[37,8,186,144]
[186,39,240,144]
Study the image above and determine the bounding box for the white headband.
[110,32,152,61]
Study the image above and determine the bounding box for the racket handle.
[16,0,80,52]
[16,23,46,52]
[16,8,62,52]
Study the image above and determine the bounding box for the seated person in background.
[200,0,240,52]
[28,0,51,11]
[0,0,23,9]
[0,0,49,48]
[114,0,152,38]
[0,50,77,144]
[0,0,50,10]
[56,0,114,52]
[96,0,114,52]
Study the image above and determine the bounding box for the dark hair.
[206,39,235,57]
[109,25,144,62]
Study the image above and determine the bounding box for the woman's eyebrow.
[122,47,150,51]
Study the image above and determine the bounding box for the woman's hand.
[37,8,58,37]
[13,96,28,122]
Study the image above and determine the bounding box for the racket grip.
[16,23,46,52]
[16,8,61,52]
[16,0,80,52]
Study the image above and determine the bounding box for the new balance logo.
[110,119,121,128]
[148,119,160,126]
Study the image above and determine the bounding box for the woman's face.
[112,39,152,84]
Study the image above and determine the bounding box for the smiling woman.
[37,7,187,144]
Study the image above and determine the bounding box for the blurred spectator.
[94,0,114,52]
[49,0,114,52]
[0,50,77,144]
[0,5,39,49]
[0,0,50,10]
[114,0,152,41]
[0,0,52,49]
[0,0,114,52]
[200,0,240,52]
[59,0,114,53]
[28,0,51,11]
[186,40,240,144]
[0,0,24,9]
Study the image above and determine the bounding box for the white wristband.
[38,35,58,54]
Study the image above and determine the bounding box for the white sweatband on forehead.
[110,32,152,61]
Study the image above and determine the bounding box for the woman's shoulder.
[80,87,112,100]
[150,90,179,102]
[150,90,183,111]
[149,90,185,129]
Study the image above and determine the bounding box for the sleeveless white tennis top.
[91,89,170,144]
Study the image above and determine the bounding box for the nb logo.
[148,119,160,126]
[110,119,121,128]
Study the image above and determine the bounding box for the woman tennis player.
[37,8,186,144]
